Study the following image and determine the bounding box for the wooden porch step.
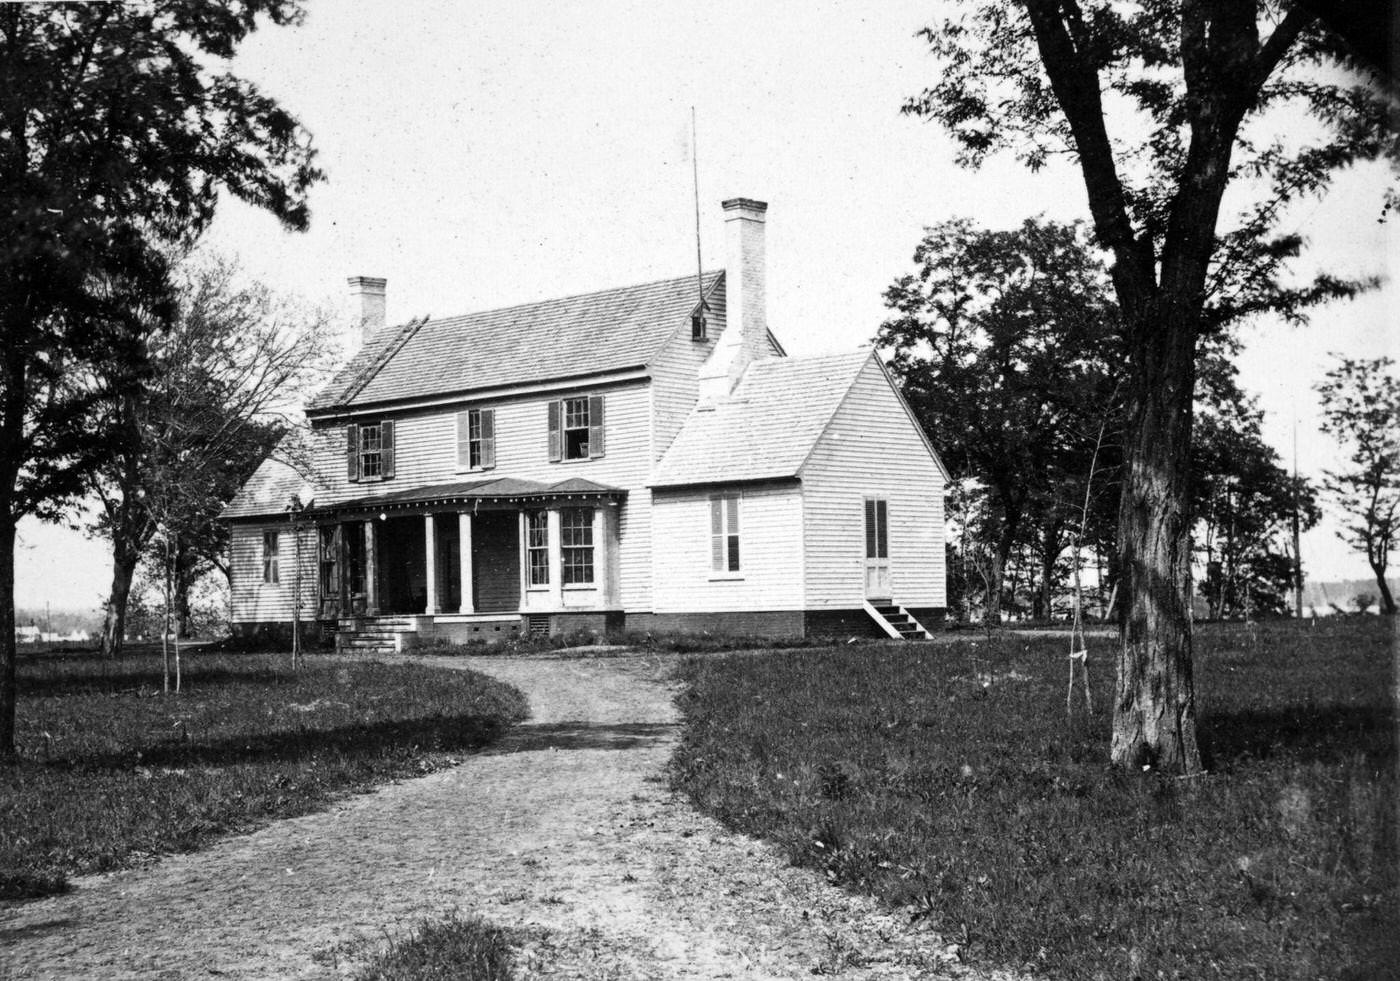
[864,601,933,641]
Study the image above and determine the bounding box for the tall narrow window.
[262,530,280,584]
[359,423,382,479]
[710,493,741,573]
[563,397,590,460]
[526,511,550,586]
[560,507,594,584]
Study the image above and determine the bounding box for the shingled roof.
[308,270,725,414]
[649,349,874,488]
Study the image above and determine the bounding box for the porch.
[308,477,626,650]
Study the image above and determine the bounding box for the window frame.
[262,530,280,585]
[709,492,742,579]
[526,510,550,588]
[560,507,595,586]
[562,397,590,461]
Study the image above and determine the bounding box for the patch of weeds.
[354,912,517,981]
[670,618,1398,980]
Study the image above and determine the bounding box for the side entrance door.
[864,497,891,600]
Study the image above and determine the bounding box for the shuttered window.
[349,421,395,481]
[262,530,280,584]
[710,493,741,573]
[458,408,496,470]
[549,395,605,461]
[560,507,594,584]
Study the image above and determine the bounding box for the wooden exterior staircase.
[863,600,933,640]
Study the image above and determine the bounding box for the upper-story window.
[547,395,605,462]
[346,421,396,483]
[457,407,496,470]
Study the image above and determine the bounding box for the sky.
[14,0,1396,612]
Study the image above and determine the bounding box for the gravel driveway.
[0,652,1017,980]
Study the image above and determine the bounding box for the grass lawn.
[351,913,517,981]
[1,649,528,900]
[671,617,1397,981]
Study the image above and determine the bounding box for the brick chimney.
[698,198,771,402]
[347,275,387,358]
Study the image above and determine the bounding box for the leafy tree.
[1316,357,1400,614]
[1194,357,1320,618]
[906,1,1389,771]
[90,254,332,657]
[878,218,1121,623]
[0,3,320,759]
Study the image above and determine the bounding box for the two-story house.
[223,198,948,649]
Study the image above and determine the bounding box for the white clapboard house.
[223,198,948,650]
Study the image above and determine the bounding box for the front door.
[864,497,890,600]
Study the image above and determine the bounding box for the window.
[347,421,395,482]
[710,493,741,574]
[548,395,605,461]
[560,507,594,585]
[526,511,549,587]
[262,531,280,584]
[458,408,496,470]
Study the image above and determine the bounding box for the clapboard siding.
[801,359,946,609]
[229,523,318,623]
[650,296,723,461]
[651,483,804,612]
[293,380,653,611]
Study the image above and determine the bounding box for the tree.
[907,2,1389,771]
[0,3,321,759]
[1194,356,1320,618]
[878,218,1121,623]
[90,253,332,657]
[1316,357,1400,614]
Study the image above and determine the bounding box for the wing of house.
[223,198,948,648]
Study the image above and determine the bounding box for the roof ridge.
[421,269,724,328]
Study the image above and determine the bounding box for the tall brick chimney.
[346,275,387,358]
[698,198,770,402]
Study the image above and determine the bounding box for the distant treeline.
[14,608,103,636]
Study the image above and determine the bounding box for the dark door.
[379,515,426,614]
[472,511,521,613]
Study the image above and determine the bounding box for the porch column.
[547,508,563,606]
[458,511,474,613]
[364,519,380,615]
[424,513,438,615]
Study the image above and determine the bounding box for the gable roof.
[221,427,337,521]
[649,349,874,488]
[308,270,724,414]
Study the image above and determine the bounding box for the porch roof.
[314,476,627,516]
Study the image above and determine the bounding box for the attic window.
[691,308,707,341]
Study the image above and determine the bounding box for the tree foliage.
[878,217,1122,622]
[0,2,320,758]
[89,253,334,658]
[1316,356,1400,614]
[907,1,1390,771]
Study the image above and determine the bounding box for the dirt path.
[1,652,1019,980]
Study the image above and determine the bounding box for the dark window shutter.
[346,424,360,482]
[864,499,877,559]
[588,395,605,458]
[381,420,396,479]
[480,409,496,469]
[877,499,888,558]
[547,400,562,462]
[456,410,471,469]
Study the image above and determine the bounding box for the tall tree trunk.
[1370,557,1396,615]
[100,543,139,659]
[1039,523,1060,621]
[0,516,15,761]
[1113,307,1202,774]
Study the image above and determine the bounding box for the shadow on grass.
[490,721,677,754]
[1201,704,1395,769]
[40,713,514,772]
